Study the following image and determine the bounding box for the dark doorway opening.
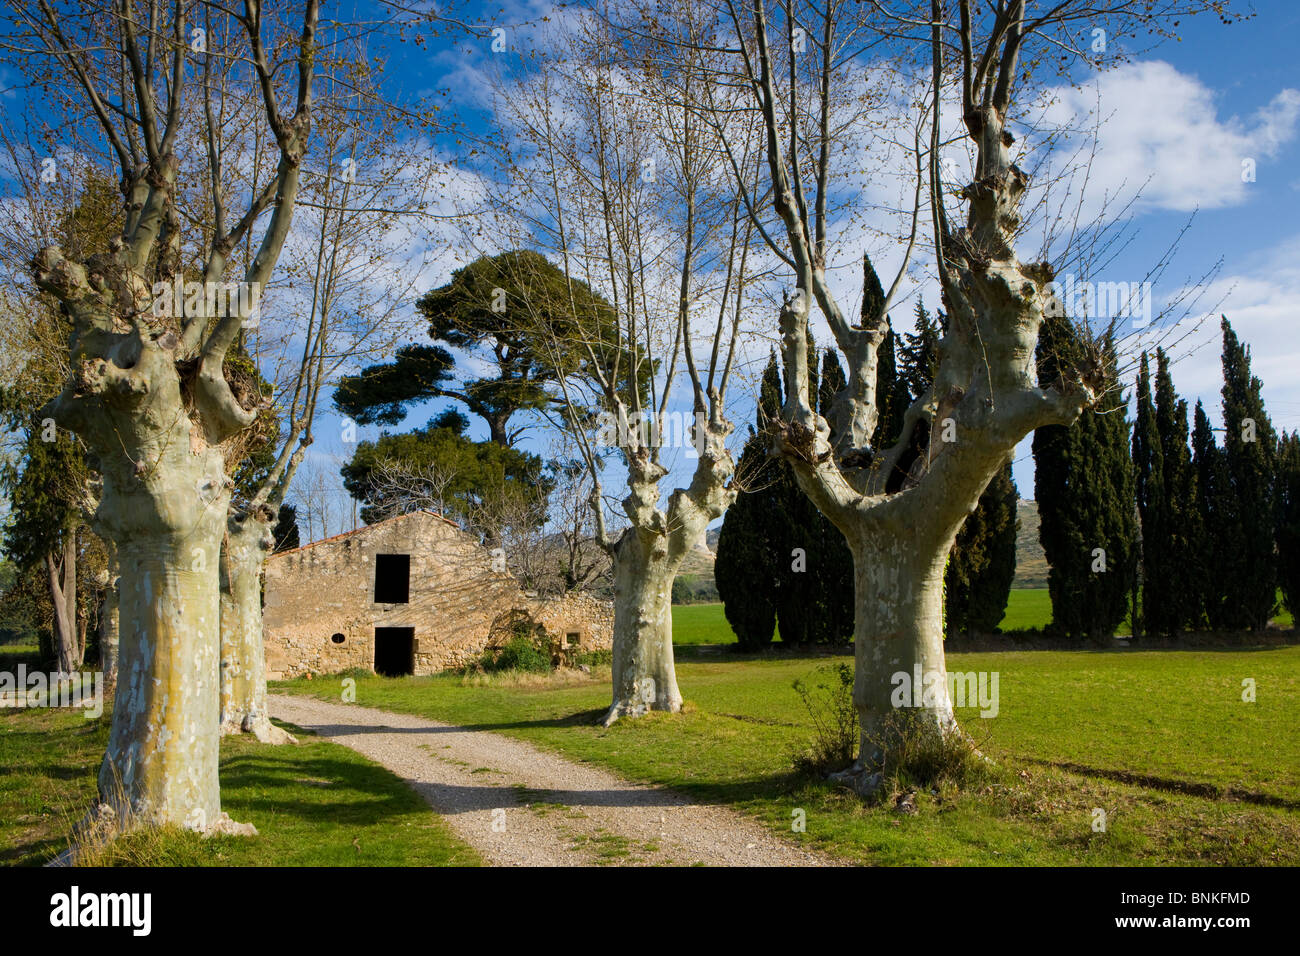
[374,627,415,676]
[374,553,410,604]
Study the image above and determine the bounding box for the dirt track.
[269,693,835,867]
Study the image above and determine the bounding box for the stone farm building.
[264,510,613,679]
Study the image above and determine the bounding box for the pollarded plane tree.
[0,174,114,676]
[679,0,1231,791]
[488,13,768,723]
[7,0,320,833]
[0,165,148,682]
[217,31,444,743]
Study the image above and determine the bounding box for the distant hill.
[1014,499,1048,588]
[679,539,716,578]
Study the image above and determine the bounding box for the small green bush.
[865,711,992,801]
[791,662,858,776]
[475,612,557,674]
[490,635,552,673]
[572,648,613,668]
[791,663,991,797]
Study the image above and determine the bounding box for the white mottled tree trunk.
[30,0,318,839]
[98,546,119,694]
[46,533,80,675]
[831,533,957,792]
[44,335,255,837]
[219,512,294,744]
[99,444,251,834]
[603,530,684,725]
[598,414,735,727]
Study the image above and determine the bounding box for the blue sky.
[6,1,1297,535]
[293,0,1299,529]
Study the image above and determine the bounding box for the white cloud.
[1164,233,1300,434]
[1034,61,1300,214]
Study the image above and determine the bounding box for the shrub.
[572,648,613,668]
[478,613,555,674]
[791,662,857,776]
[489,635,552,673]
[865,711,991,801]
[791,662,992,798]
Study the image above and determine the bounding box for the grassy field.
[673,591,1062,645]
[675,590,1295,644]
[6,617,1298,866]
[0,642,40,668]
[0,707,480,867]
[277,643,1300,865]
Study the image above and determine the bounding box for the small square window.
[374,554,410,604]
[566,631,581,645]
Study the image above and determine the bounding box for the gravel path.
[269,693,835,867]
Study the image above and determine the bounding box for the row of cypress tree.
[715,257,1020,648]
[718,250,1300,646]
[1035,314,1300,639]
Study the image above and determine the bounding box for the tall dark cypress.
[1134,349,1189,637]
[945,461,1019,636]
[861,253,885,327]
[1192,400,1232,629]
[872,320,905,451]
[715,354,783,648]
[1276,432,1300,622]
[1034,320,1138,641]
[1154,351,1204,631]
[716,345,854,648]
[1219,317,1277,629]
[1131,353,1157,638]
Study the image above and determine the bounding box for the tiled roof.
[269,509,461,558]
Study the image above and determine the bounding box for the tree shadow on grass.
[274,708,610,737]
[220,760,432,826]
[1023,757,1300,810]
[1,832,70,867]
[0,761,96,782]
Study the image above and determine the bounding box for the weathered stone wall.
[530,591,614,653]
[264,511,612,678]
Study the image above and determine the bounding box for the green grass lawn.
[0,643,40,669]
[994,588,1055,632]
[0,707,480,867]
[676,589,1294,643]
[277,644,1300,865]
[671,603,740,644]
[674,591,1063,645]
[7,620,1297,866]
